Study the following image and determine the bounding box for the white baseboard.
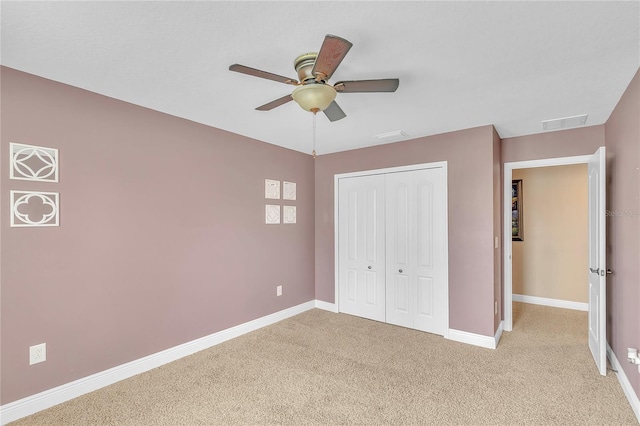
[447,328,497,350]
[0,300,316,425]
[314,300,338,312]
[513,294,588,311]
[607,343,640,423]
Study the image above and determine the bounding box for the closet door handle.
[368,266,372,270]
[398,269,403,273]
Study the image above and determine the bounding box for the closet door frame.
[334,161,449,338]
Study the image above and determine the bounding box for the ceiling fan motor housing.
[295,52,323,83]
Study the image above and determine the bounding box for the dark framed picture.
[512,179,523,241]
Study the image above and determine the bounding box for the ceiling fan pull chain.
[312,111,317,159]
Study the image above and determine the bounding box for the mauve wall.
[502,125,605,163]
[315,126,498,337]
[0,67,315,404]
[604,68,640,399]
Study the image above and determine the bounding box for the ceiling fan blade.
[229,64,298,85]
[334,79,399,93]
[256,94,293,111]
[323,101,346,122]
[311,35,353,81]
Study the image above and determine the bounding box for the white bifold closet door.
[338,173,386,322]
[385,169,446,335]
[338,167,447,336]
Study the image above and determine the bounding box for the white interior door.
[338,174,386,321]
[587,147,607,376]
[385,168,446,335]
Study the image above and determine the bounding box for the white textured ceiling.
[1,1,639,155]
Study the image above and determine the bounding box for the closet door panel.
[413,169,446,335]
[338,175,386,322]
[417,277,434,317]
[386,174,414,328]
[386,168,446,335]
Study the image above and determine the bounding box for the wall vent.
[542,114,588,131]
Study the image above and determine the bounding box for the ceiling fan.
[229,34,399,122]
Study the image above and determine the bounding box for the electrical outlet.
[276,285,282,296]
[627,348,640,372]
[29,343,46,365]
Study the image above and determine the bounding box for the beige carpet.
[9,303,638,425]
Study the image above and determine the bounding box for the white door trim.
[503,155,591,331]
[334,161,449,337]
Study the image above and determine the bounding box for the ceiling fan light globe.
[291,84,337,112]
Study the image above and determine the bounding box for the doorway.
[503,149,607,375]
[503,154,591,330]
[511,164,588,315]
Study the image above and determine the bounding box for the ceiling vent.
[542,114,588,131]
[374,130,409,142]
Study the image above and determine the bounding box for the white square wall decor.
[11,191,60,227]
[283,206,297,224]
[265,204,280,224]
[265,179,280,199]
[283,181,296,200]
[10,142,59,182]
